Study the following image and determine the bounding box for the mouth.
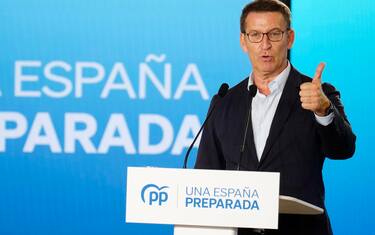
[261,55,273,62]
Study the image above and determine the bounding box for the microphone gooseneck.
[182,83,229,168]
[237,84,257,170]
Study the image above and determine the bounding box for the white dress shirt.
[248,62,334,160]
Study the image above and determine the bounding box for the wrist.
[315,99,332,117]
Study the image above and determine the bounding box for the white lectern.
[125,167,323,235]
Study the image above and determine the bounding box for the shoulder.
[322,82,340,95]
[290,65,312,84]
[221,77,248,102]
[208,77,249,120]
[290,65,340,94]
[228,77,248,95]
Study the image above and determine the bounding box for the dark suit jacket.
[194,66,356,235]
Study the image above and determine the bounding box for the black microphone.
[237,84,257,170]
[182,83,229,168]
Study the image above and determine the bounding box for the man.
[194,0,356,234]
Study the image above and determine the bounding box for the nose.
[260,34,272,50]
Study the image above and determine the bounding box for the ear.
[240,33,249,53]
[287,29,295,49]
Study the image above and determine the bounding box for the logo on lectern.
[141,184,169,206]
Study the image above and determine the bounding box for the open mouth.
[261,55,272,62]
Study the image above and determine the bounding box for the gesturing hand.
[299,62,331,116]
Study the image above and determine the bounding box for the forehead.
[244,12,286,31]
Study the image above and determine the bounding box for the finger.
[300,83,318,91]
[312,62,325,84]
[299,89,318,97]
[299,90,309,97]
[301,102,317,111]
[301,102,313,110]
[300,82,312,90]
[300,96,314,103]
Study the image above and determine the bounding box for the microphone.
[237,84,257,170]
[182,83,229,168]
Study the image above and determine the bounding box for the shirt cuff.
[314,112,335,126]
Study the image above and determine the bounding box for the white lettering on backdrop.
[2,55,209,155]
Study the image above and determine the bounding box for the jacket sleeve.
[194,95,226,169]
[316,83,356,159]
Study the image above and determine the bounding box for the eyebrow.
[247,27,283,32]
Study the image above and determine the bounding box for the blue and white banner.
[126,167,279,229]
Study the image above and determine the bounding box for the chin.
[260,62,285,75]
[259,65,276,74]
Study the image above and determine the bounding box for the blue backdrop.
[0,1,373,234]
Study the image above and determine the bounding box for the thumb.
[312,62,325,84]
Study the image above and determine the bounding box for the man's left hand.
[299,62,331,116]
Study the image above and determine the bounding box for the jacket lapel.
[238,79,260,170]
[258,66,302,167]
[244,92,260,169]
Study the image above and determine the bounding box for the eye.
[269,30,282,37]
[248,31,261,37]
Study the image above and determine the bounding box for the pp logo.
[141,184,169,206]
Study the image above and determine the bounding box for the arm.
[299,63,356,159]
[316,83,356,159]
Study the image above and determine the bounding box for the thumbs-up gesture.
[299,63,331,116]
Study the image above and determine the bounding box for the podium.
[125,167,323,235]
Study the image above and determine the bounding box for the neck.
[252,60,288,95]
[253,75,272,95]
